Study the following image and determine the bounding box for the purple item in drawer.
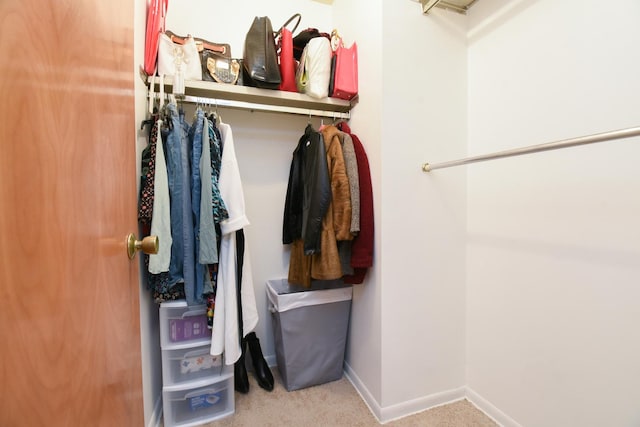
[169,316,209,342]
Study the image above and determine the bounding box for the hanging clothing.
[321,126,353,242]
[210,121,259,365]
[323,125,360,235]
[338,122,374,284]
[165,102,197,304]
[287,125,352,287]
[218,122,250,234]
[138,115,157,226]
[342,132,360,233]
[322,125,360,276]
[149,119,172,273]
[138,114,183,302]
[189,108,207,303]
[156,104,233,305]
[198,116,218,266]
[208,119,229,223]
[282,124,332,254]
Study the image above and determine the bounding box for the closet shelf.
[148,76,357,119]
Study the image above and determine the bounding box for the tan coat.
[288,126,352,287]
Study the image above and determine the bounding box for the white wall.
[378,0,468,419]
[333,0,384,410]
[466,1,640,426]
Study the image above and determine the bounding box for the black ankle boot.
[234,338,250,393]
[246,332,274,391]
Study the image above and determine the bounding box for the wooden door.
[0,0,143,426]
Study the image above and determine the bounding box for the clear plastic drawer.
[162,344,222,387]
[160,301,210,349]
[162,370,234,427]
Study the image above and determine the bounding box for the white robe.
[210,122,259,365]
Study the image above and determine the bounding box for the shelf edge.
[148,77,357,114]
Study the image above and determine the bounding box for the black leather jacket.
[282,125,332,254]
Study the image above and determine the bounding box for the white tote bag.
[296,37,332,99]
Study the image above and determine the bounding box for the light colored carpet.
[203,371,497,427]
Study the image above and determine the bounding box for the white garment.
[148,120,172,273]
[210,122,259,365]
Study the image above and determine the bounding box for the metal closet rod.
[422,125,640,172]
[149,93,350,120]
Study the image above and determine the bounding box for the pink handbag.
[331,38,358,100]
[143,0,168,76]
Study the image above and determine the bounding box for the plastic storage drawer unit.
[162,368,234,427]
[266,279,353,391]
[162,344,222,387]
[160,301,210,349]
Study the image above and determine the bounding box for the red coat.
[338,122,374,284]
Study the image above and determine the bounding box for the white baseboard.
[344,362,467,424]
[343,362,384,422]
[379,386,466,424]
[147,394,163,427]
[343,364,522,426]
[465,387,523,427]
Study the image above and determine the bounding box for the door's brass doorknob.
[126,233,159,259]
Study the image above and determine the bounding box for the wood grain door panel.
[0,0,143,425]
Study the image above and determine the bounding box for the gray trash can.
[266,279,353,391]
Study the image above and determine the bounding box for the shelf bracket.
[419,0,478,15]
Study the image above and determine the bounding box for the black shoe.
[234,338,250,393]
[246,332,274,391]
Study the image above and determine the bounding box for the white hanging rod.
[422,125,640,172]
[149,93,350,120]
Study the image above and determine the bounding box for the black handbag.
[243,16,281,89]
